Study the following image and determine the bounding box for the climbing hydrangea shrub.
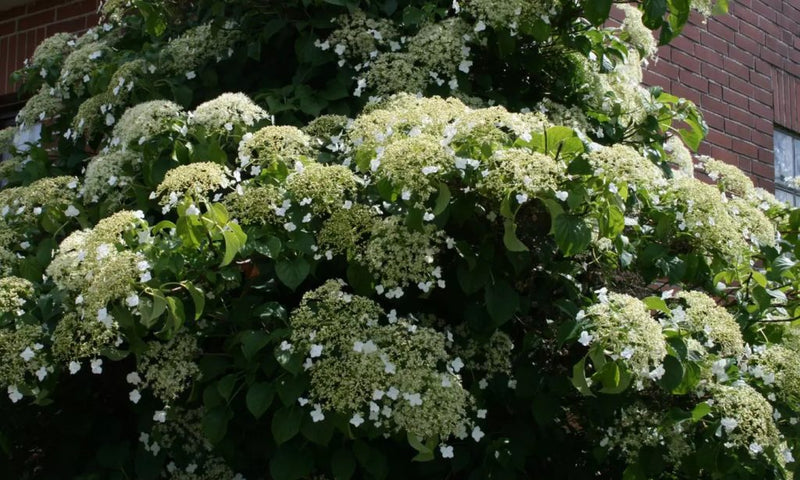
[7,0,800,479]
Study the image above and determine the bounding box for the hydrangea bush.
[3,0,800,479]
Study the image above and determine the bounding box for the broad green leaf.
[277,375,308,406]
[659,355,684,392]
[301,415,335,446]
[331,448,357,480]
[183,282,205,321]
[582,0,612,25]
[140,292,167,328]
[221,223,247,267]
[642,0,667,29]
[270,445,313,480]
[456,261,490,295]
[246,382,275,419]
[503,219,529,252]
[642,296,670,315]
[433,182,451,215]
[571,357,594,396]
[485,280,520,326]
[354,441,388,480]
[276,257,311,290]
[216,374,237,403]
[241,330,271,359]
[553,214,592,256]
[407,433,435,462]
[202,406,229,444]
[691,402,711,422]
[165,296,185,333]
[271,406,303,444]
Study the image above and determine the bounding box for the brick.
[708,82,723,98]
[17,9,55,32]
[751,159,774,178]
[706,130,733,149]
[46,17,85,36]
[753,131,773,148]
[671,83,702,105]
[729,105,754,126]
[749,70,771,90]
[748,99,773,119]
[648,58,680,78]
[0,37,8,94]
[752,117,773,134]
[703,96,730,117]
[752,0,778,21]
[723,57,749,81]
[84,12,99,27]
[694,45,724,68]
[57,0,98,21]
[728,43,755,68]
[732,139,759,157]
[707,21,735,42]
[705,111,726,130]
[729,76,755,99]
[754,85,773,107]
[734,32,761,56]
[698,32,728,57]
[27,0,69,13]
[722,86,749,108]
[0,19,16,37]
[679,70,709,92]
[725,119,752,141]
[701,63,728,86]
[671,50,701,73]
[710,145,738,163]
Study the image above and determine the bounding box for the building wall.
[642,0,800,191]
[0,0,99,97]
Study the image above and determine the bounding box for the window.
[774,128,800,206]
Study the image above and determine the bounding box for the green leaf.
[582,0,612,25]
[597,361,633,394]
[164,296,186,334]
[659,355,684,392]
[691,402,711,422]
[354,441,389,480]
[571,357,594,396]
[276,257,311,290]
[183,282,205,321]
[503,219,529,252]
[246,382,275,419]
[331,448,357,480]
[301,415,335,446]
[433,182,451,215]
[255,236,282,258]
[485,280,520,326]
[202,406,229,444]
[139,292,166,328]
[277,375,308,406]
[457,261,490,295]
[642,296,670,314]
[407,433,435,462]
[241,330,271,360]
[221,223,247,267]
[216,374,237,403]
[272,406,303,445]
[270,445,314,480]
[552,214,592,256]
[642,0,667,29]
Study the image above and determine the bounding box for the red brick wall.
[643,0,800,191]
[0,0,100,96]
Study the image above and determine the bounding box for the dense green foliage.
[5,0,800,479]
